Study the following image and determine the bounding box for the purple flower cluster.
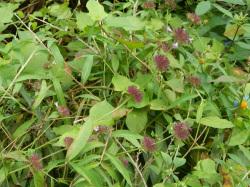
[64,137,74,149]
[143,136,156,152]
[154,55,169,72]
[187,13,201,25]
[174,28,190,44]
[158,41,170,52]
[174,122,191,140]
[188,76,201,87]
[57,105,70,116]
[143,1,156,9]
[127,86,143,103]
[165,0,177,10]
[29,154,43,170]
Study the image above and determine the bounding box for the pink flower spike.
[187,13,201,25]
[127,86,143,103]
[154,55,169,72]
[29,154,43,170]
[174,28,190,44]
[143,1,156,9]
[57,105,70,116]
[174,122,191,140]
[143,136,156,152]
[64,137,74,149]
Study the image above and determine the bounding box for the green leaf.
[112,130,142,148]
[193,37,211,52]
[146,18,164,31]
[161,152,172,166]
[200,116,234,129]
[228,128,249,146]
[166,78,184,93]
[49,3,72,19]
[89,100,115,126]
[150,99,167,111]
[173,157,186,168]
[244,83,250,95]
[13,118,36,139]
[167,53,182,69]
[52,77,66,105]
[76,12,94,30]
[211,75,241,83]
[0,4,18,23]
[81,55,93,84]
[111,55,119,72]
[224,24,245,38]
[87,0,107,21]
[193,159,220,185]
[105,153,132,186]
[33,171,45,187]
[126,109,147,133]
[194,159,217,174]
[116,38,144,49]
[32,80,50,109]
[53,126,80,147]
[195,1,211,15]
[48,41,64,64]
[3,151,27,162]
[220,0,245,5]
[70,163,103,186]
[236,42,250,50]
[105,16,144,31]
[112,74,134,92]
[0,167,8,185]
[213,4,233,18]
[66,120,94,160]
[196,101,205,123]
[239,145,250,161]
[166,94,198,110]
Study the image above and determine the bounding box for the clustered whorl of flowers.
[173,122,191,140]
[127,86,143,103]
[187,13,201,25]
[64,137,74,149]
[174,28,190,44]
[29,154,43,170]
[158,41,170,52]
[187,76,201,87]
[143,136,156,152]
[143,1,156,9]
[154,55,169,72]
[165,0,177,10]
[56,104,70,116]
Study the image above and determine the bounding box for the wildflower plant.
[0,0,249,186]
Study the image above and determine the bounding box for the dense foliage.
[0,0,250,186]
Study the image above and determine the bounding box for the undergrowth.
[0,0,250,186]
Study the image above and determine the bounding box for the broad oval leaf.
[228,129,249,146]
[200,116,234,129]
[126,109,148,133]
[89,100,115,126]
[76,12,94,30]
[105,16,144,31]
[195,1,211,15]
[87,0,107,21]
